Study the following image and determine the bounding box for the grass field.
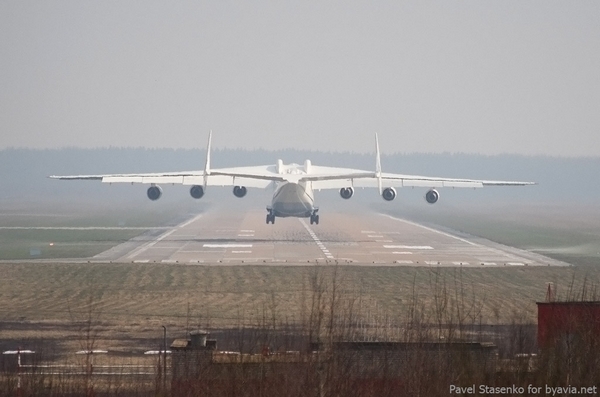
[0,200,201,260]
[1,262,599,354]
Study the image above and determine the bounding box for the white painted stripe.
[380,214,480,247]
[426,261,440,265]
[189,260,204,263]
[178,213,204,228]
[161,260,178,263]
[384,245,433,250]
[508,262,525,266]
[392,251,413,255]
[126,228,178,259]
[232,250,252,254]
[299,219,334,259]
[179,250,225,253]
[452,261,468,265]
[203,244,253,248]
[482,262,497,266]
[240,229,254,232]
[237,234,254,237]
[376,240,393,243]
[126,213,204,259]
[368,235,384,238]
[133,260,149,263]
[395,260,413,264]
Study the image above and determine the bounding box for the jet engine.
[382,187,396,201]
[233,186,247,198]
[425,189,439,204]
[190,185,204,199]
[339,187,354,199]
[147,185,163,201]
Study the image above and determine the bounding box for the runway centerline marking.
[299,219,334,259]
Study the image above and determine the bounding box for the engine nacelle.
[233,186,247,198]
[425,189,439,204]
[190,185,204,199]
[382,187,396,201]
[147,185,162,201]
[339,187,354,199]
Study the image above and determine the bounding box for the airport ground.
[1,198,600,359]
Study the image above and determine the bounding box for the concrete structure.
[170,331,498,396]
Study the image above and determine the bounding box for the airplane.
[49,132,535,225]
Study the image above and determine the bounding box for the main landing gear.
[266,207,275,224]
[310,209,319,225]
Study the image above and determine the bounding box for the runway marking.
[134,260,149,263]
[361,231,376,234]
[453,261,469,265]
[392,251,413,255]
[232,250,252,254]
[395,260,413,264]
[161,259,178,263]
[482,262,497,266]
[203,244,253,248]
[299,219,334,259]
[426,261,441,265]
[508,262,525,266]
[376,240,393,243]
[381,215,528,264]
[126,213,204,259]
[384,245,433,250]
[240,229,255,232]
[368,235,384,238]
[180,250,225,253]
[189,260,204,263]
[381,214,481,247]
[238,234,254,237]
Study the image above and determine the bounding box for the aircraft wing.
[48,165,285,189]
[302,167,535,190]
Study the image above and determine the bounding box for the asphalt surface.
[89,209,569,267]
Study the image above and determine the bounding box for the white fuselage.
[270,181,315,218]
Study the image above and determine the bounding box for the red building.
[537,301,600,349]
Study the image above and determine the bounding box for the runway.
[92,208,569,267]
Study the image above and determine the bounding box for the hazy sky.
[1,1,599,156]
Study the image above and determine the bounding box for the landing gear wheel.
[266,214,275,224]
[310,214,319,225]
[314,215,319,225]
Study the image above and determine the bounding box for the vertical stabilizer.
[375,133,382,194]
[203,131,212,188]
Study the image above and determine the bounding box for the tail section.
[375,133,382,195]
[203,130,212,188]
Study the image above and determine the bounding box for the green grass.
[0,229,142,259]
[0,201,200,260]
